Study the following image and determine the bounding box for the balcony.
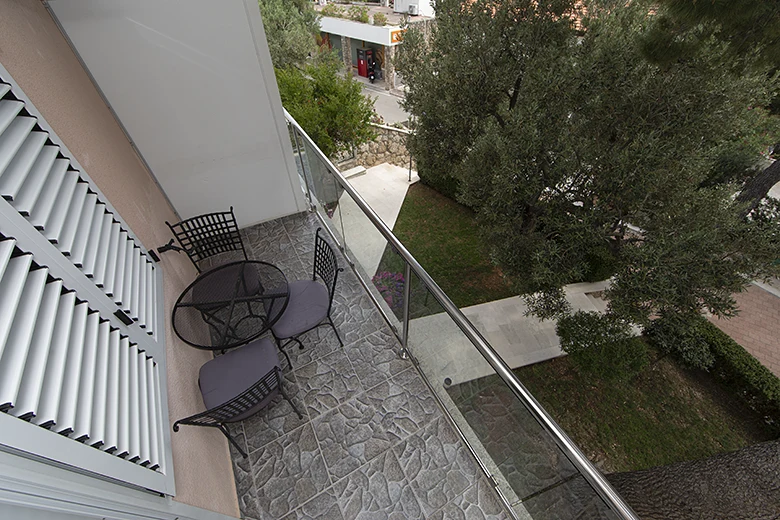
[219,115,636,519]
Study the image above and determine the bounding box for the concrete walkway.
[338,163,419,276]
[408,282,610,386]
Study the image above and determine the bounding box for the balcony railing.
[284,110,639,520]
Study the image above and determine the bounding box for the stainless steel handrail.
[284,109,639,520]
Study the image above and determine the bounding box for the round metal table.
[172,261,289,350]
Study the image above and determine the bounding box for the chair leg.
[279,382,303,420]
[275,336,295,370]
[218,424,247,458]
[328,317,343,347]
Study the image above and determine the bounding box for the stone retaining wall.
[351,123,415,169]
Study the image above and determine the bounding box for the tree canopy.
[258,0,320,68]
[257,0,376,158]
[396,0,780,366]
[277,58,376,158]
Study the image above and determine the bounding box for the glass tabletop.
[172,260,289,350]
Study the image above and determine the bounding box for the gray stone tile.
[428,479,511,520]
[313,396,404,480]
[281,488,343,520]
[447,375,578,499]
[332,292,390,346]
[236,215,515,520]
[333,450,423,520]
[231,433,264,520]
[276,254,313,286]
[295,350,364,418]
[287,325,343,368]
[344,330,411,390]
[251,423,330,519]
[243,371,308,454]
[394,418,479,516]
[359,369,442,440]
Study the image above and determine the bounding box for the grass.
[515,347,778,473]
[375,183,517,315]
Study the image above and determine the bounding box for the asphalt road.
[361,82,409,125]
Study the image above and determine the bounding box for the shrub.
[647,315,780,426]
[556,311,649,381]
[373,12,388,26]
[645,315,715,370]
[348,5,370,23]
[321,4,344,18]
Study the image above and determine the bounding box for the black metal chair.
[264,228,343,368]
[165,207,248,273]
[172,337,302,458]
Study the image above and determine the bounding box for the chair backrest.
[173,366,281,429]
[166,207,247,272]
[313,228,342,313]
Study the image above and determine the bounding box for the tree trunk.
[607,440,780,520]
[736,159,780,214]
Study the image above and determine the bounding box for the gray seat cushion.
[199,337,280,422]
[268,280,329,339]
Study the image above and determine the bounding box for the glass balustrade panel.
[406,269,619,519]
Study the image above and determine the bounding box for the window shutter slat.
[0,254,34,361]
[28,158,69,230]
[32,292,77,428]
[0,266,49,410]
[0,131,48,201]
[53,304,93,435]
[11,278,63,420]
[40,169,78,237]
[12,145,58,216]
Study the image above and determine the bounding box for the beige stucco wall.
[0,1,240,517]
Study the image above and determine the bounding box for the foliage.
[373,12,388,26]
[648,316,780,422]
[374,183,519,316]
[645,315,716,370]
[641,0,780,71]
[348,5,370,23]
[396,0,780,338]
[372,271,405,311]
[321,3,345,18]
[276,59,376,158]
[557,311,648,381]
[258,0,320,68]
[515,351,777,473]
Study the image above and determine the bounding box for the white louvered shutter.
[0,68,172,494]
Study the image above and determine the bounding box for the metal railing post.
[401,261,411,359]
[291,127,314,209]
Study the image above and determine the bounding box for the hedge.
[699,319,780,424]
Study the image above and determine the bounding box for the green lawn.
[375,183,518,316]
[515,348,778,473]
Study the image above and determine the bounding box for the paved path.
[408,282,610,385]
[339,163,419,276]
[356,78,409,124]
[709,280,780,377]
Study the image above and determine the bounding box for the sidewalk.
[408,282,610,386]
[709,281,780,377]
[338,163,419,275]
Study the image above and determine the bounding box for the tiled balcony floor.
[228,211,511,520]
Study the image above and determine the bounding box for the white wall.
[48,0,307,228]
[320,17,397,46]
[394,0,435,18]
